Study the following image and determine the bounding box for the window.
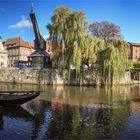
[136,55,139,59]
[13,43,16,46]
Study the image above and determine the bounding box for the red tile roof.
[5,37,34,49]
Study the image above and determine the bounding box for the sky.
[0,0,140,43]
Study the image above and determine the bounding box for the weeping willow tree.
[47,6,71,43]
[64,11,88,78]
[47,7,85,78]
[47,6,130,85]
[82,35,104,69]
[99,37,131,85]
[47,6,105,80]
[47,6,71,75]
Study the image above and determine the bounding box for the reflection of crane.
[29,7,46,51]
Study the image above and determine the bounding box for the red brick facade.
[129,42,140,62]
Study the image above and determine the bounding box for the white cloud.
[0,8,5,12]
[20,29,25,33]
[9,15,32,29]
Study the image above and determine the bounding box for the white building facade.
[0,37,8,68]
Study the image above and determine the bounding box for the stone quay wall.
[0,68,64,85]
[0,68,138,86]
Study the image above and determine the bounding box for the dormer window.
[11,43,16,47]
[13,43,16,46]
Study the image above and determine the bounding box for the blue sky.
[0,0,140,43]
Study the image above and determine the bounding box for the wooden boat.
[0,91,40,106]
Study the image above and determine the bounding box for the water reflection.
[23,99,130,140]
[0,82,39,91]
[0,106,34,139]
[0,84,140,139]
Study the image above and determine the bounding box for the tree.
[47,6,71,44]
[99,37,131,85]
[65,11,88,77]
[47,6,71,75]
[47,6,89,79]
[82,35,104,69]
[47,6,130,86]
[89,21,122,46]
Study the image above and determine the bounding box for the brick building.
[129,42,140,62]
[4,37,34,66]
[46,40,64,55]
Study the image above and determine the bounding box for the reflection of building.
[4,37,34,66]
[0,36,8,68]
[129,42,140,61]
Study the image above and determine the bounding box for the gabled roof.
[128,42,140,47]
[29,50,50,57]
[5,37,34,49]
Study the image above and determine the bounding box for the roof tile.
[5,37,34,48]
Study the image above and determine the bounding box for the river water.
[0,83,140,140]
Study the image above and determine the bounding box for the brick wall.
[129,43,140,61]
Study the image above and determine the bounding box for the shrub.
[133,61,140,68]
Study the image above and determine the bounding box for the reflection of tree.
[32,99,130,139]
[0,97,130,139]
[1,84,138,139]
[44,104,74,139]
[24,86,132,140]
[92,87,130,139]
[95,106,129,139]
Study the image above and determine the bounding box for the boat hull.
[0,92,40,106]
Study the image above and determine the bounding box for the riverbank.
[0,68,139,86]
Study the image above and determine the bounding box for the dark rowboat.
[0,91,40,106]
